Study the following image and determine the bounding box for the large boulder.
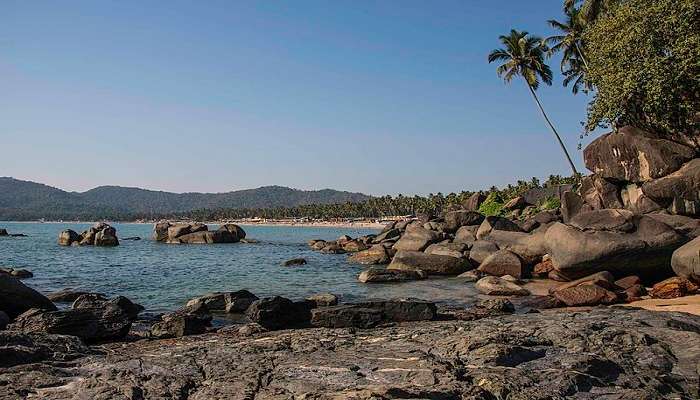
[373,228,400,243]
[454,225,478,245]
[186,290,258,313]
[671,236,700,282]
[477,250,525,278]
[463,192,486,211]
[424,242,467,259]
[486,230,548,265]
[358,267,427,283]
[57,229,80,246]
[153,221,171,241]
[444,210,484,233]
[218,224,246,241]
[0,276,56,319]
[620,183,664,214]
[72,294,143,321]
[545,214,687,280]
[642,158,700,216]
[583,126,696,183]
[388,250,471,275]
[348,245,391,265]
[561,191,591,223]
[94,227,119,247]
[579,174,623,210]
[469,240,500,265]
[245,297,312,330]
[393,226,440,252]
[476,216,522,240]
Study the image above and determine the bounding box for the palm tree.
[546,7,592,94]
[488,29,579,175]
[563,0,616,24]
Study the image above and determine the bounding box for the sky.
[1,0,597,196]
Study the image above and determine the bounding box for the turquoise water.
[0,222,478,312]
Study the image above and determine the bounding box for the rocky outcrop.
[642,158,700,215]
[1,308,698,398]
[150,307,212,338]
[9,306,131,343]
[154,222,246,244]
[58,223,119,247]
[672,236,700,282]
[0,276,56,319]
[388,250,470,275]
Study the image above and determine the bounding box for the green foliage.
[546,6,592,94]
[538,196,561,211]
[478,192,505,216]
[583,0,700,134]
[488,29,552,89]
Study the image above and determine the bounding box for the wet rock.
[358,267,426,283]
[305,293,338,307]
[348,245,391,265]
[57,229,80,246]
[671,236,700,282]
[152,221,171,241]
[320,242,346,254]
[475,276,529,296]
[46,289,97,303]
[477,249,525,278]
[186,290,258,313]
[0,228,6,236]
[552,285,619,306]
[649,277,699,299]
[388,250,470,275]
[283,258,307,266]
[245,296,312,330]
[94,227,119,246]
[0,275,56,319]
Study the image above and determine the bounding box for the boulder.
[153,221,171,241]
[151,309,212,338]
[311,240,327,250]
[393,226,440,252]
[552,285,619,307]
[477,250,525,278]
[0,268,33,279]
[623,284,647,301]
[646,213,700,236]
[642,158,700,215]
[444,210,484,232]
[518,295,564,310]
[168,224,193,239]
[94,228,119,247]
[457,269,485,282]
[388,250,470,275]
[310,299,436,328]
[583,126,695,183]
[358,267,427,283]
[545,215,687,281]
[503,196,527,211]
[348,245,391,265]
[218,224,246,241]
[533,258,555,278]
[245,297,312,330]
[550,271,617,294]
[671,236,700,282]
[72,294,143,321]
[561,191,590,223]
[0,275,56,319]
[305,293,338,307]
[320,243,346,254]
[342,240,368,253]
[283,258,307,266]
[469,240,500,265]
[476,216,522,240]
[453,225,478,245]
[579,174,623,210]
[46,289,99,303]
[453,299,514,321]
[57,229,80,246]
[614,276,642,290]
[0,228,7,236]
[568,209,636,232]
[463,192,486,211]
[475,276,529,296]
[186,290,258,313]
[486,230,548,265]
[373,228,400,243]
[620,183,664,214]
[424,243,466,259]
[649,277,698,299]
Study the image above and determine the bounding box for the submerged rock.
[283,258,307,266]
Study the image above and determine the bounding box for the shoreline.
[1,220,386,229]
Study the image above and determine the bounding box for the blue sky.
[1,0,596,195]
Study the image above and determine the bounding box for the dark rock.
[672,236,700,282]
[0,311,8,330]
[518,295,563,310]
[320,242,346,254]
[552,285,619,306]
[444,210,484,232]
[584,126,695,182]
[0,268,33,279]
[649,277,699,299]
[503,196,527,211]
[463,192,486,211]
[151,309,212,338]
[561,191,590,223]
[388,250,470,275]
[550,271,618,294]
[283,258,307,266]
[453,225,478,244]
[358,267,426,283]
[454,299,514,321]
[0,331,89,368]
[475,276,529,296]
[310,299,436,328]
[568,209,635,232]
[245,297,312,330]
[94,226,119,246]
[186,290,258,313]
[477,249,525,278]
[476,215,522,240]
[643,159,700,215]
[0,228,7,236]
[580,174,623,210]
[71,294,144,321]
[624,284,647,301]
[348,245,391,265]
[153,221,172,241]
[0,275,56,319]
[120,236,141,241]
[373,228,401,243]
[46,289,98,303]
[341,240,368,252]
[217,223,246,241]
[57,229,80,246]
[424,242,466,258]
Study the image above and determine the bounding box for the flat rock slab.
[1,308,698,399]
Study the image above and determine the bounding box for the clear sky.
[1,0,597,196]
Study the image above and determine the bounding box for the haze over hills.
[0,177,371,221]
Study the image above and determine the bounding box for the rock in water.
[388,250,470,275]
[0,275,56,319]
[393,226,441,251]
[57,229,80,246]
[475,276,529,296]
[186,290,258,313]
[310,299,436,328]
[283,258,307,266]
[348,245,391,265]
[305,293,338,307]
[150,309,212,338]
[358,267,426,283]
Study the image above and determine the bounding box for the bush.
[478,192,505,216]
[538,196,561,211]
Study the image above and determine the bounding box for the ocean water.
[0,222,478,313]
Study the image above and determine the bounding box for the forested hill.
[0,177,371,220]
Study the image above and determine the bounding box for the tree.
[583,0,700,135]
[546,6,592,94]
[563,0,616,24]
[488,29,579,175]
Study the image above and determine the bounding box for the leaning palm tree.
[488,29,579,175]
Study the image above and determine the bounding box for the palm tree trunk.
[526,83,579,176]
[574,41,589,69]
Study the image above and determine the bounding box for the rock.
[341,240,368,252]
[620,183,664,214]
[545,215,687,281]
[454,299,514,321]
[1,308,699,398]
[283,258,307,266]
[568,209,635,232]
[561,191,590,223]
[348,245,391,265]
[120,236,141,241]
[424,242,466,258]
[469,240,500,265]
[0,311,8,330]
[476,216,522,240]
[646,213,700,236]
[305,293,338,307]
[624,284,647,301]
[46,289,98,303]
[550,271,618,294]
[533,210,560,224]
[444,210,484,232]
[643,159,700,216]
[217,224,246,241]
[151,309,212,338]
[672,236,700,282]
[153,221,172,241]
[453,225,478,244]
[533,258,554,278]
[186,290,258,313]
[311,240,327,250]
[310,299,436,328]
[0,330,89,368]
[320,242,346,254]
[9,304,132,343]
[463,192,486,211]
[649,277,699,299]
[518,295,564,310]
[0,268,33,279]
[615,275,643,290]
[519,218,540,233]
[552,284,619,306]
[373,228,401,243]
[583,126,696,182]
[94,227,119,246]
[393,226,440,252]
[358,267,427,283]
[245,297,312,330]
[72,294,144,321]
[477,250,525,278]
[503,196,527,211]
[219,323,268,337]
[168,224,193,239]
[486,229,548,265]
[0,228,7,236]
[475,276,529,296]
[0,275,56,319]
[579,174,623,209]
[388,250,470,275]
[57,229,80,246]
[337,234,352,244]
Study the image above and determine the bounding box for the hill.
[0,177,371,221]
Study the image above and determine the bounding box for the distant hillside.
[0,177,371,220]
